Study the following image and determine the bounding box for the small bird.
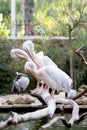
[12,72,30,94]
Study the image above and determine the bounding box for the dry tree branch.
[40,112,87,130]
[75,45,87,67]
[0,87,56,130]
[0,87,80,130]
[0,87,87,130]
[76,112,87,124]
[0,117,12,130]
[72,87,87,100]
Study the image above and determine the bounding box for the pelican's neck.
[29,47,44,69]
[26,47,40,68]
[29,63,40,80]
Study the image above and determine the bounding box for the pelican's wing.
[19,76,30,89]
[45,66,71,93]
[36,51,44,58]
[41,66,64,92]
[43,56,58,68]
[12,81,20,92]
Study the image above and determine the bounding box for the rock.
[0,98,6,105]
[6,96,35,105]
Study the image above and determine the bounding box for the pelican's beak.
[23,47,40,68]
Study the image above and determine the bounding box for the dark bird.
[12,72,30,94]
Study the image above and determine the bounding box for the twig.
[72,87,87,100]
[75,45,87,67]
[76,112,87,124]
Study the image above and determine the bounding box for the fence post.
[11,0,16,38]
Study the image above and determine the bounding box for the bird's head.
[22,40,40,68]
[15,72,28,77]
[24,61,37,73]
[22,40,34,56]
[10,48,30,61]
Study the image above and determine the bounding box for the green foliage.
[33,0,87,37]
[0,21,10,38]
[0,0,10,17]
[0,0,10,38]
[0,0,22,38]
[16,0,23,21]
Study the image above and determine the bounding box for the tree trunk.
[69,26,74,87]
[24,0,34,35]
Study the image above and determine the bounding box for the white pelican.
[12,72,30,94]
[22,40,58,69]
[22,40,59,90]
[25,61,72,95]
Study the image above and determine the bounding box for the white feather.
[25,61,72,94]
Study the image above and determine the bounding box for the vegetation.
[33,0,87,36]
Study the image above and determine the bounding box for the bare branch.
[75,46,87,67]
[72,87,87,100]
[0,116,12,130]
[0,87,87,130]
[76,112,87,124]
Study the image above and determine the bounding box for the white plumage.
[22,40,58,68]
[25,61,72,95]
[12,72,30,94]
[22,40,59,90]
[10,48,30,61]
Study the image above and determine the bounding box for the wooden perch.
[0,88,87,130]
[0,87,81,130]
[0,87,56,129]
[40,112,87,129]
[76,112,87,124]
